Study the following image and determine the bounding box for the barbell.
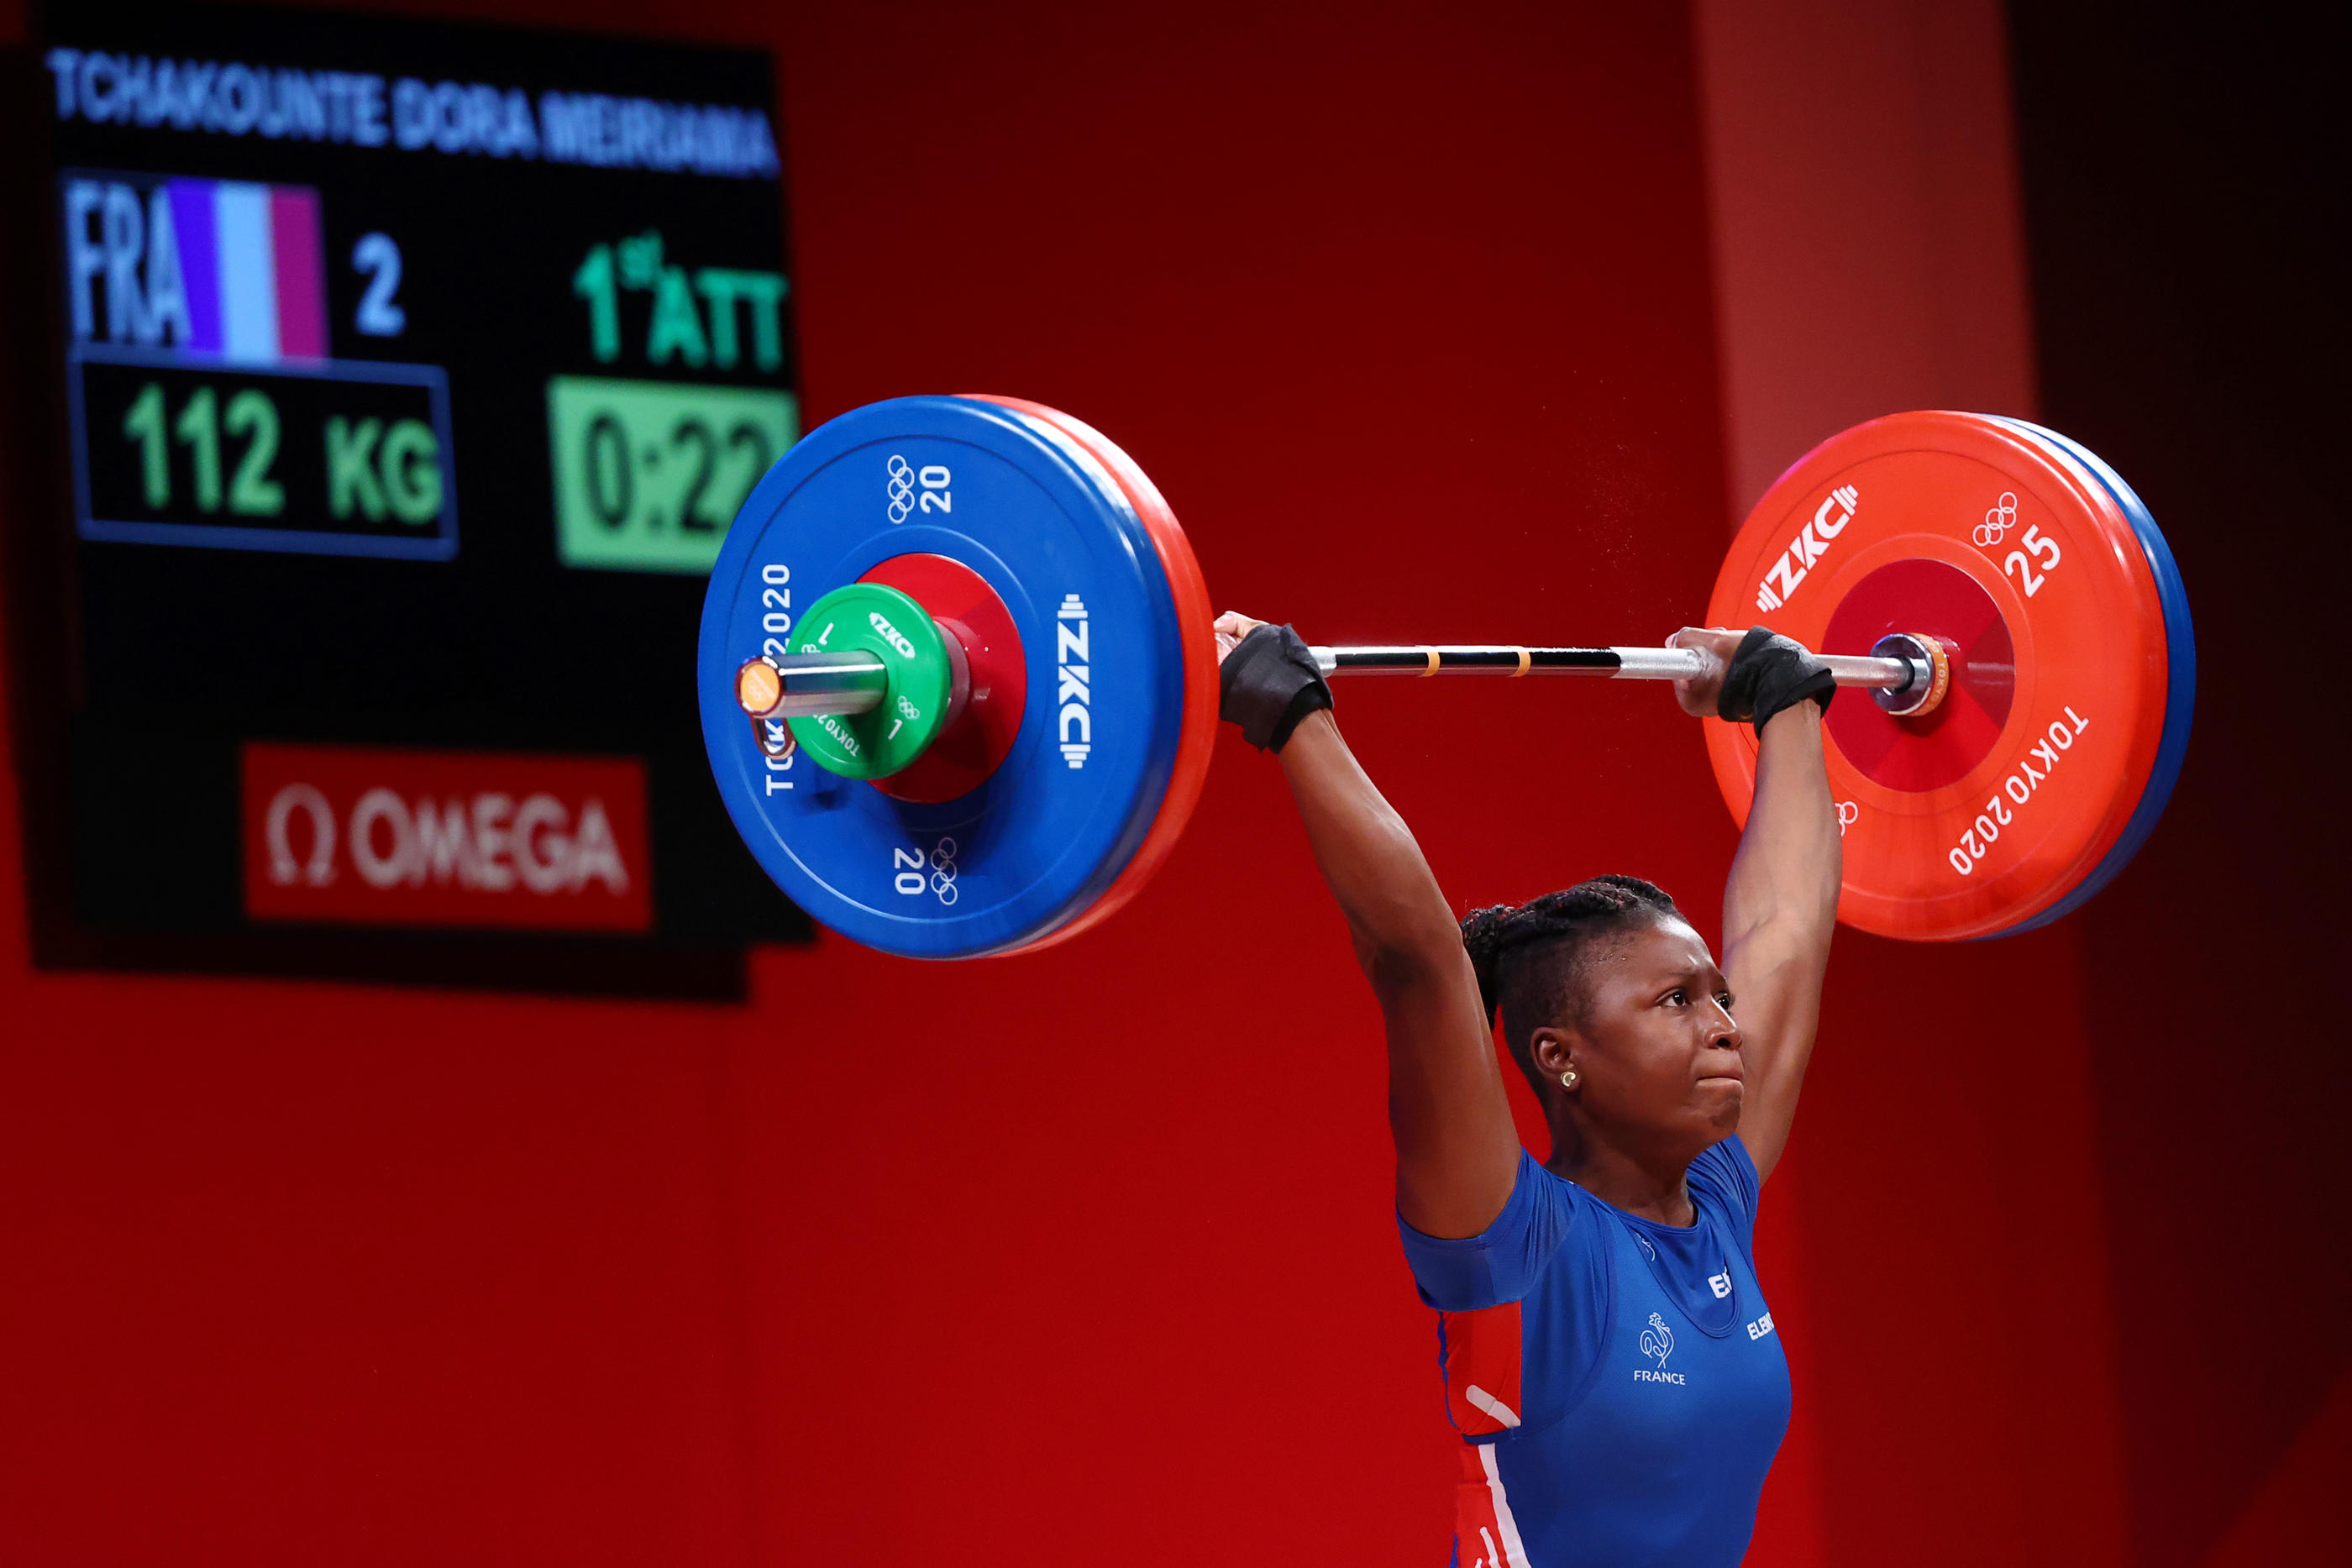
[696,396,2193,957]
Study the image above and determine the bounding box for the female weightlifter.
[1215,613,1841,1568]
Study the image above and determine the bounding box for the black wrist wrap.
[1716,625,1836,735]
[1219,623,1333,752]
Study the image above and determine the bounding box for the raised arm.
[1672,627,1841,1183]
[1221,616,1520,1238]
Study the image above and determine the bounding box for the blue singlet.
[1398,1137,1790,1568]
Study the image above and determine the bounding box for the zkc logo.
[1753,485,1858,612]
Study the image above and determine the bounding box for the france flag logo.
[64,174,327,364]
[160,178,327,362]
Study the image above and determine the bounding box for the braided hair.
[1460,875,1683,1094]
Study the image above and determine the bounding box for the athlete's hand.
[1668,627,1744,717]
[1215,611,1269,664]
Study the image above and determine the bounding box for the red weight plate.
[860,553,1028,805]
[1704,412,2171,940]
[1820,559,2013,791]
[966,396,1220,954]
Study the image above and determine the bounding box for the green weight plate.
[783,581,954,778]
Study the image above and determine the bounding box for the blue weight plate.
[697,396,1189,958]
[1987,415,2195,935]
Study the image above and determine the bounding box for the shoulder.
[1410,1149,1582,1244]
[1396,1150,1586,1312]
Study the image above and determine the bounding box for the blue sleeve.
[1687,1134,1761,1259]
[1395,1150,1576,1311]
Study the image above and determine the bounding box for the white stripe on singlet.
[1478,1443,1533,1568]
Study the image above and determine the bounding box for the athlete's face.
[1537,917,1746,1148]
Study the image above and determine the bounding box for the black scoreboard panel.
[6,2,814,996]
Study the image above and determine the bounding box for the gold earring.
[1560,1068,1578,1090]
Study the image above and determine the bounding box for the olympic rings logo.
[1972,491,2019,548]
[930,836,958,905]
[1835,800,1860,836]
[886,454,916,524]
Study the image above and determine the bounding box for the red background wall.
[1,3,2341,1565]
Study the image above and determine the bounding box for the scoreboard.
[8,2,814,994]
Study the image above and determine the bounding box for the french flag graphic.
[164,180,327,363]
